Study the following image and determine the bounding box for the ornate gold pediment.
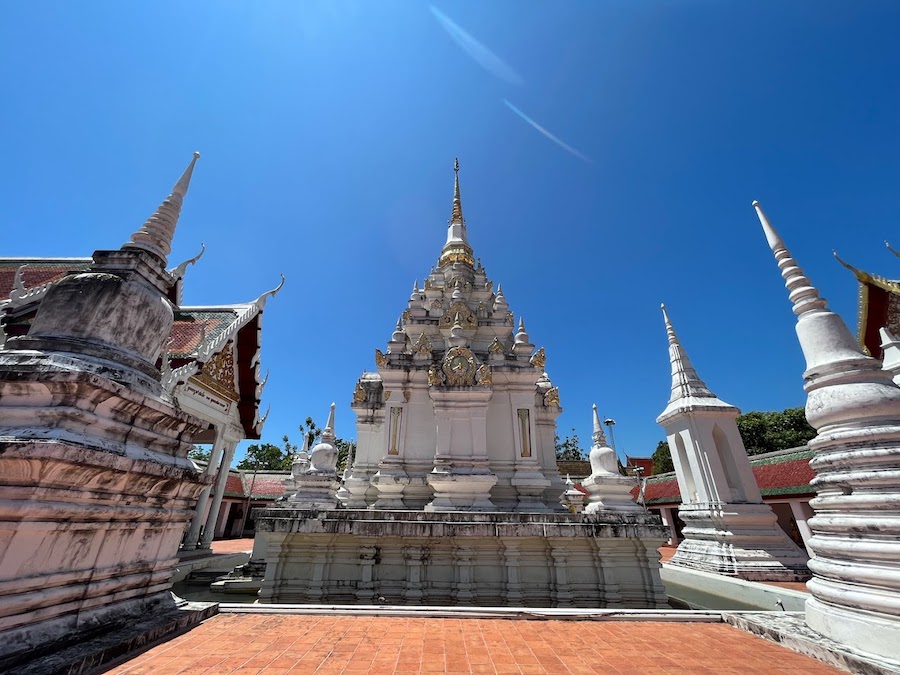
[195,347,239,402]
[440,301,478,329]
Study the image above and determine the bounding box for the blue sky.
[2,2,899,464]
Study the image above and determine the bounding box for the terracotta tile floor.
[209,538,255,554]
[107,614,840,674]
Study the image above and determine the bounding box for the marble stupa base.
[425,471,498,512]
[668,503,810,582]
[253,508,669,608]
[285,474,340,510]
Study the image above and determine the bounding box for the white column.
[661,507,680,545]
[199,438,238,550]
[788,499,815,559]
[182,428,227,551]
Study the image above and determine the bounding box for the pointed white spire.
[322,402,336,443]
[391,316,405,342]
[493,283,509,312]
[123,152,200,265]
[299,433,310,458]
[661,304,716,403]
[592,404,608,446]
[753,200,827,317]
[514,317,529,344]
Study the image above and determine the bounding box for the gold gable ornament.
[352,381,368,404]
[543,386,560,407]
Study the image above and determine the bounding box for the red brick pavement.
[107,614,840,674]
[209,538,255,554]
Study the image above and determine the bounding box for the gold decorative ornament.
[440,301,478,329]
[413,332,431,357]
[476,364,492,386]
[388,407,402,455]
[352,381,368,404]
[530,347,546,370]
[428,366,443,387]
[384,390,392,400]
[403,389,411,402]
[442,346,477,386]
[543,386,560,407]
[489,337,505,354]
[517,408,532,458]
[439,245,475,268]
[374,349,388,368]
[196,346,239,401]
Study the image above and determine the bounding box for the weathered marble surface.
[756,200,900,665]
[0,360,210,669]
[0,153,214,670]
[254,509,669,608]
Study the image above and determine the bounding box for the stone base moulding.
[5,595,217,675]
[667,503,811,582]
[723,611,900,675]
[253,508,669,608]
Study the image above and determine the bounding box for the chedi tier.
[344,159,564,512]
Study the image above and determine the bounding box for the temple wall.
[255,509,669,608]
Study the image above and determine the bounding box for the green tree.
[300,417,321,450]
[335,437,357,473]
[555,429,585,461]
[651,440,673,474]
[188,445,211,464]
[237,438,293,471]
[736,407,815,456]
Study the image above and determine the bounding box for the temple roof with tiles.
[634,447,816,506]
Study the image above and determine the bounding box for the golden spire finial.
[450,157,463,224]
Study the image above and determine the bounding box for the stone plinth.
[253,508,669,608]
[667,503,811,581]
[284,473,340,510]
[582,474,643,514]
[0,357,209,670]
[425,470,498,512]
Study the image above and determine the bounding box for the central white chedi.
[341,160,564,512]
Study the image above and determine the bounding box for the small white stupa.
[284,403,340,510]
[581,404,642,513]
